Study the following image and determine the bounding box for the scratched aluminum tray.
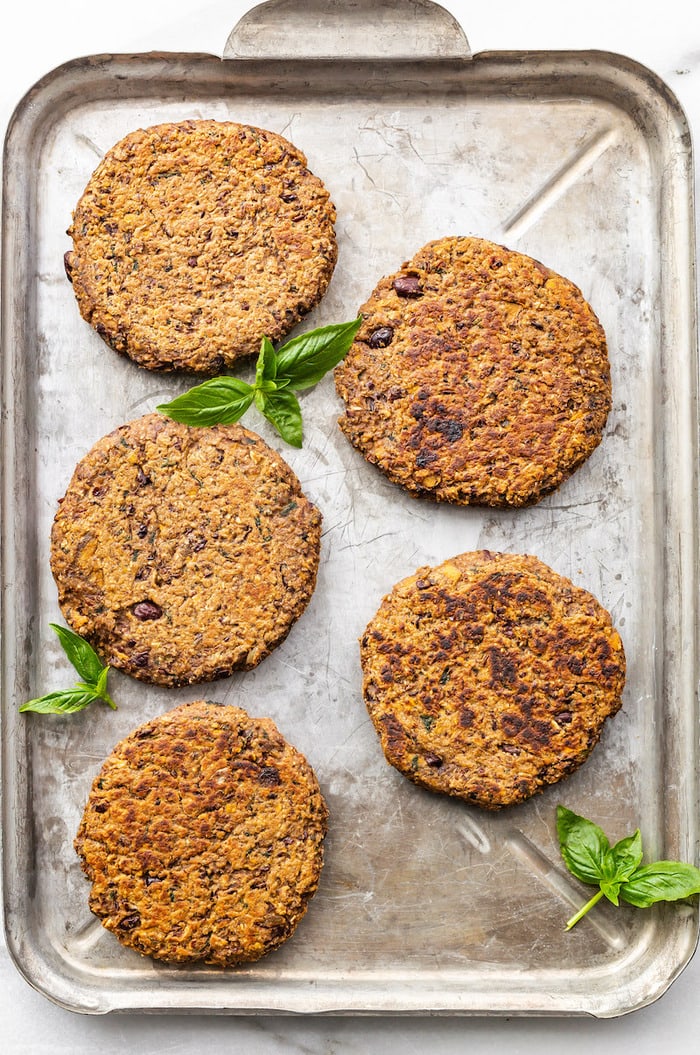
[1,0,697,1018]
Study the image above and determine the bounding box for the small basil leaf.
[274,317,362,390]
[157,377,254,427]
[19,688,101,714]
[609,830,644,881]
[258,388,303,448]
[557,806,610,886]
[93,666,117,710]
[49,622,104,685]
[255,336,277,387]
[620,862,700,908]
[599,879,622,906]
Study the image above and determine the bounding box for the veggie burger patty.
[50,413,322,686]
[74,701,328,965]
[361,550,626,809]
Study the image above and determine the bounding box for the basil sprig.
[20,624,116,714]
[157,317,362,447]
[557,806,700,929]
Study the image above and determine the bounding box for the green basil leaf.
[93,666,109,696]
[49,622,105,685]
[599,878,622,906]
[255,336,277,387]
[274,317,362,390]
[620,861,700,908]
[93,666,117,710]
[556,805,610,886]
[156,320,360,440]
[596,833,643,893]
[19,688,101,715]
[559,806,700,930]
[609,830,644,881]
[157,377,254,427]
[257,388,303,448]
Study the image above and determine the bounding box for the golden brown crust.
[65,120,338,373]
[74,701,329,966]
[335,236,611,507]
[360,551,626,809]
[50,413,322,686]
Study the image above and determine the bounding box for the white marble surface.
[2,0,699,1050]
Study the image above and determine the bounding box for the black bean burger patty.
[360,550,626,809]
[65,119,338,373]
[50,413,322,686]
[335,236,611,507]
[74,701,329,966]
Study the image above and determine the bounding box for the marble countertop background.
[2,1,699,1051]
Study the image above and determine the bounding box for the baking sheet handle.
[223,0,471,61]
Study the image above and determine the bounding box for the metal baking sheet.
[1,0,697,1017]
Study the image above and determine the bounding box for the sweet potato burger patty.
[50,413,322,686]
[74,701,329,966]
[360,550,626,809]
[335,236,611,507]
[65,119,338,373]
